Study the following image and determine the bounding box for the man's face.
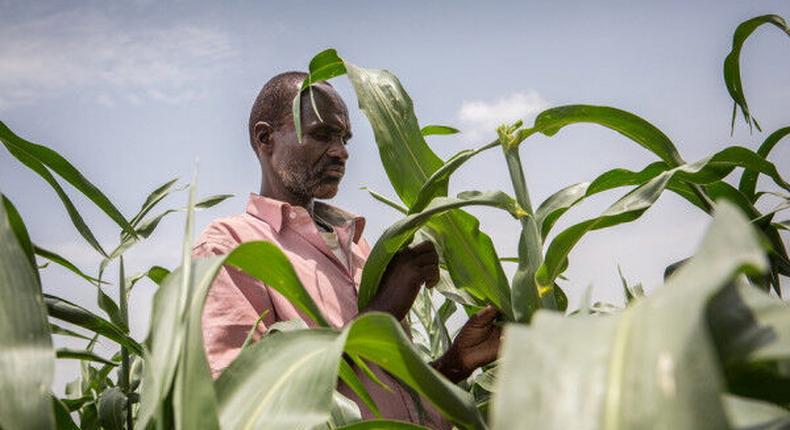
[269,84,351,200]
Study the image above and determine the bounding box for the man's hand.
[432,305,502,383]
[363,241,439,321]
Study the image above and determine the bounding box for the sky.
[1,0,788,392]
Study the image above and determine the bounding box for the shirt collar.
[245,193,366,243]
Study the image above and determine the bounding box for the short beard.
[276,158,339,200]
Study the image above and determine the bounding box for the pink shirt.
[194,193,450,428]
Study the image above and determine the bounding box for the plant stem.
[118,256,133,430]
[502,141,557,322]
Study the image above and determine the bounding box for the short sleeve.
[194,239,276,379]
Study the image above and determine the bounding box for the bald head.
[247,71,342,147]
[248,71,306,146]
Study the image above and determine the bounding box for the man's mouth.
[322,165,345,179]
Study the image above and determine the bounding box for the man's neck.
[259,182,314,216]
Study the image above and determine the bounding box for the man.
[194,71,501,428]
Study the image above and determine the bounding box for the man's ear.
[252,121,275,157]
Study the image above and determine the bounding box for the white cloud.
[0,9,235,110]
[456,91,548,141]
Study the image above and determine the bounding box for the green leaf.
[724,15,790,133]
[410,140,500,213]
[527,105,685,166]
[536,147,786,288]
[293,48,348,142]
[362,187,408,214]
[0,121,135,243]
[345,63,445,207]
[339,358,381,418]
[337,57,511,328]
[216,329,348,430]
[420,125,461,137]
[0,194,56,430]
[1,196,36,269]
[43,294,143,356]
[345,313,485,430]
[318,391,363,429]
[138,238,328,428]
[33,245,104,284]
[49,323,92,341]
[56,349,119,366]
[359,191,518,316]
[492,201,768,430]
[739,126,790,201]
[1,138,108,256]
[52,396,80,430]
[129,177,181,227]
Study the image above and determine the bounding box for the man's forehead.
[300,84,349,125]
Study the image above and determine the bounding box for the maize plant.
[0,13,788,430]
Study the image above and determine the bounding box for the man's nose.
[328,138,348,162]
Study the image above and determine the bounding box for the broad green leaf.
[97,387,126,430]
[43,294,143,356]
[0,195,56,430]
[526,105,685,166]
[345,313,485,430]
[0,121,135,240]
[492,202,767,430]
[56,348,118,366]
[216,329,347,430]
[337,57,510,329]
[724,15,790,133]
[739,126,790,201]
[345,63,445,206]
[411,140,500,213]
[420,124,461,137]
[358,191,518,316]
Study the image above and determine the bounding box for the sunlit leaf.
[420,125,460,137]
[493,202,768,430]
[0,194,55,430]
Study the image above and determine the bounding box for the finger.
[413,251,439,266]
[472,305,500,325]
[410,241,436,255]
[423,266,440,288]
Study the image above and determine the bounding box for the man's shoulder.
[195,212,275,251]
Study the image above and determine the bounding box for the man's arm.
[361,241,502,383]
[361,241,439,321]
